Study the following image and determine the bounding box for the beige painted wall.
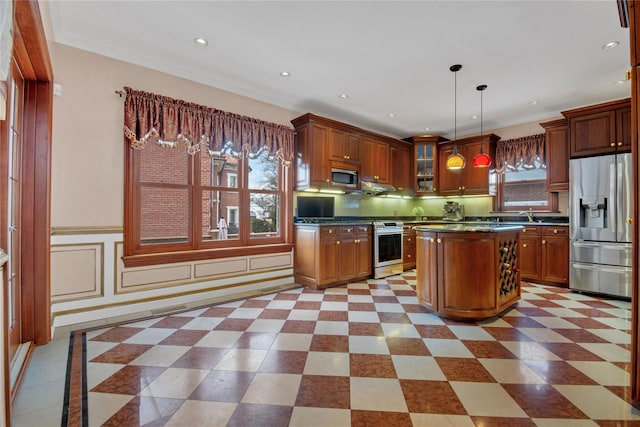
[50,43,302,227]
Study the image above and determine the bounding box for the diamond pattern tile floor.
[56,271,640,426]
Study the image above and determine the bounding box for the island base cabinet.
[415,230,521,321]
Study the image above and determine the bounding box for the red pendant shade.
[473,84,492,168]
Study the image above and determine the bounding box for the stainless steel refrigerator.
[569,153,632,298]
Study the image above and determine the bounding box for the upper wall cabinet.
[404,135,448,195]
[563,98,631,158]
[360,136,390,184]
[540,118,569,192]
[291,113,407,191]
[437,134,499,196]
[390,142,412,192]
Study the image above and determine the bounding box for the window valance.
[493,133,546,174]
[122,87,294,165]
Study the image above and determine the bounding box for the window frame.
[494,172,558,212]
[123,145,294,268]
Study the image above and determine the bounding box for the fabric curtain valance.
[493,133,546,174]
[122,87,294,165]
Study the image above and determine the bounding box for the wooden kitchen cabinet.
[563,98,631,158]
[292,113,404,191]
[415,231,438,312]
[540,118,569,192]
[541,226,569,286]
[403,225,416,270]
[518,225,569,287]
[437,134,499,196]
[390,143,412,192]
[328,128,360,165]
[294,224,372,289]
[415,228,520,320]
[405,135,447,195]
[361,136,390,183]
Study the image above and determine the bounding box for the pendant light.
[446,64,466,170]
[472,84,492,168]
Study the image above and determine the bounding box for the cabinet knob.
[433,187,437,191]
[408,254,411,258]
[337,241,341,245]
[553,229,558,234]
[618,142,623,146]
[328,229,333,234]
[398,187,403,191]
[610,142,616,147]
[437,238,442,243]
[355,239,360,243]
[430,238,435,243]
[503,263,511,268]
[347,228,352,232]
[627,217,633,224]
[326,179,330,183]
[522,229,527,233]
[408,238,412,242]
[542,239,546,244]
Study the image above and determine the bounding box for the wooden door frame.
[3,0,53,422]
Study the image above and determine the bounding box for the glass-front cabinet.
[405,135,447,195]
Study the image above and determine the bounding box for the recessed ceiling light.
[424,127,431,131]
[602,41,619,50]
[613,80,626,86]
[339,94,349,99]
[194,37,208,47]
[471,115,479,120]
[529,100,539,106]
[387,113,396,118]
[280,71,291,77]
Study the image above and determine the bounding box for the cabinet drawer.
[403,234,415,246]
[542,226,568,236]
[353,225,371,234]
[320,227,338,237]
[338,225,358,235]
[519,226,540,235]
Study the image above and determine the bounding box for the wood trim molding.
[51,226,124,235]
[561,98,631,118]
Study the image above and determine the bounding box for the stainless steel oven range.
[373,221,403,278]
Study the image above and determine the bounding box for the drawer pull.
[618,142,623,146]
[542,239,546,244]
[610,142,616,147]
[523,243,527,248]
[430,238,435,243]
[347,228,352,232]
[328,229,333,234]
[336,241,341,245]
[437,238,442,243]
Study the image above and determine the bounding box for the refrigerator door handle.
[572,242,631,250]
[609,162,616,236]
[571,263,631,274]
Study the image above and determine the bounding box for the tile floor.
[13,271,640,426]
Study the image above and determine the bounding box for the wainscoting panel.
[51,243,103,302]
[51,228,296,334]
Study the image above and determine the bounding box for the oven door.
[375,231,403,267]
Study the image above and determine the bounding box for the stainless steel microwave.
[331,167,358,187]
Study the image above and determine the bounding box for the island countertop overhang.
[414,224,525,233]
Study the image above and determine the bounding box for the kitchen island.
[414,224,523,321]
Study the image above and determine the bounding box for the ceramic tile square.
[303,351,350,376]
[518,327,573,343]
[500,341,562,361]
[348,311,380,323]
[139,367,209,399]
[586,328,631,344]
[392,355,446,380]
[554,385,640,420]
[350,377,408,412]
[407,312,446,325]
[577,343,631,362]
[266,299,297,310]
[180,316,224,330]
[287,309,320,321]
[380,323,420,338]
[241,373,302,406]
[295,375,351,409]
[270,333,313,352]
[423,339,475,358]
[530,316,582,330]
[479,359,546,384]
[195,330,243,348]
[320,301,349,311]
[227,308,264,319]
[288,407,351,427]
[129,345,189,367]
[448,325,496,341]
[450,381,528,417]
[349,336,390,355]
[245,319,285,333]
[214,349,268,372]
[164,400,237,427]
[567,361,630,386]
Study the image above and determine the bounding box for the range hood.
[361,181,396,195]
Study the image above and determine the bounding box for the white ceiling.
[46,1,631,140]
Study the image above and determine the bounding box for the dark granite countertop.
[414,224,525,233]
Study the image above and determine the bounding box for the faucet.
[519,208,534,222]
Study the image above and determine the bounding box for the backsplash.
[294,191,569,219]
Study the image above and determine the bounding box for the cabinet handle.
[328,229,333,234]
[337,241,341,245]
[553,229,558,234]
[355,239,359,243]
[618,142,623,146]
[542,240,546,244]
[610,142,616,147]
[523,243,528,248]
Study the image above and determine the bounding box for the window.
[122,87,295,266]
[494,133,555,211]
[125,145,292,265]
